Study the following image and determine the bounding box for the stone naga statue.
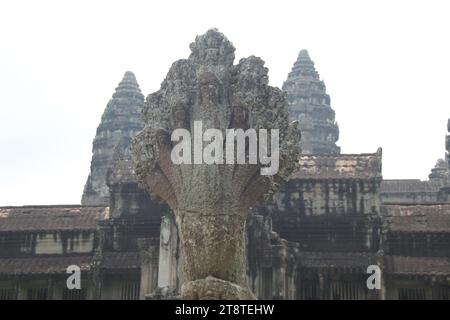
[132,29,300,299]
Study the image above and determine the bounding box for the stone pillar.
[376,250,386,300]
[47,276,54,300]
[285,263,296,300]
[14,278,22,300]
[253,267,263,299]
[138,238,160,299]
[177,209,248,292]
[157,214,179,291]
[91,256,103,300]
[446,119,450,177]
[318,272,326,300]
[272,244,288,300]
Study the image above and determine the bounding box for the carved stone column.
[157,214,180,292]
[272,244,287,300]
[138,238,160,299]
[132,29,300,299]
[446,119,450,178]
[376,250,386,300]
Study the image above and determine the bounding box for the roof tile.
[0,206,108,232]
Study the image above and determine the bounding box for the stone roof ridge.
[382,202,450,206]
[299,151,381,158]
[0,204,107,209]
[381,203,450,232]
[0,206,108,232]
[382,179,422,182]
[291,149,382,180]
[381,179,444,193]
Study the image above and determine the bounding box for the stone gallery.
[0,29,449,300]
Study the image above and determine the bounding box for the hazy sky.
[0,0,449,206]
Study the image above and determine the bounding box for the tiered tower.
[447,119,450,173]
[283,50,340,154]
[81,71,145,205]
[428,159,449,184]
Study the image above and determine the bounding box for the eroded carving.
[132,29,300,299]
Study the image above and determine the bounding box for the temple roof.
[381,179,443,193]
[0,252,141,275]
[290,151,382,180]
[385,256,450,276]
[297,251,450,276]
[0,255,93,275]
[381,204,450,233]
[0,205,108,232]
[297,251,376,269]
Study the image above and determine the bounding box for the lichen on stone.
[132,28,300,299]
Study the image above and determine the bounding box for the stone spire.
[428,158,449,184]
[81,71,145,205]
[282,50,340,154]
[447,119,450,174]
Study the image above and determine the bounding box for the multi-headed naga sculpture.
[132,29,300,299]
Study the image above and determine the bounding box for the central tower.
[283,50,340,154]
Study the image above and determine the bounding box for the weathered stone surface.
[132,29,300,299]
[283,50,340,154]
[447,119,450,174]
[264,151,382,251]
[428,158,449,184]
[106,142,166,218]
[181,276,255,300]
[82,71,145,205]
[291,150,382,180]
[380,179,446,204]
[381,203,450,233]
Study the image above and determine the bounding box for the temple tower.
[447,119,450,173]
[82,71,145,205]
[283,50,340,154]
[428,159,449,185]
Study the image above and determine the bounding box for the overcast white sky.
[0,0,449,206]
